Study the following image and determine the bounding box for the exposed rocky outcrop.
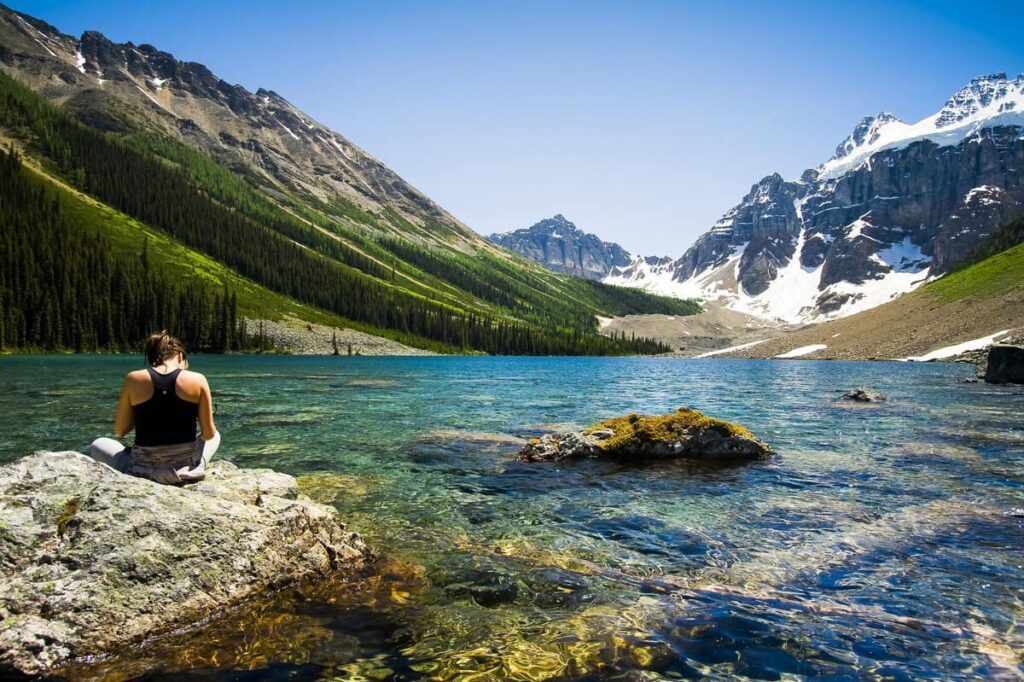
[517,408,773,463]
[984,344,1024,384]
[0,451,370,677]
[490,215,632,280]
[842,389,887,402]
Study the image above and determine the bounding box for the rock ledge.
[0,451,370,677]
[517,408,773,463]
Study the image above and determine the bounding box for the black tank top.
[133,368,200,447]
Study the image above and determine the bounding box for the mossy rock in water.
[517,408,772,463]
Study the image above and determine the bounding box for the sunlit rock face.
[0,5,490,250]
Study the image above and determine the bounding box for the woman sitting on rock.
[88,331,220,484]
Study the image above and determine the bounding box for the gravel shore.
[252,318,438,356]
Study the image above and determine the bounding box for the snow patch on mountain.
[608,232,933,325]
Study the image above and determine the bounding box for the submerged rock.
[0,451,371,677]
[984,344,1024,384]
[442,567,521,608]
[516,408,773,463]
[842,388,888,402]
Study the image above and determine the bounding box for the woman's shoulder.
[124,368,151,383]
[178,369,210,387]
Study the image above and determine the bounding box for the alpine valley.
[0,3,698,356]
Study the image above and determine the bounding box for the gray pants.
[89,432,221,484]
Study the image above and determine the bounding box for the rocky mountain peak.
[830,112,904,161]
[607,74,1024,324]
[530,214,583,238]
[489,216,631,280]
[935,72,1024,128]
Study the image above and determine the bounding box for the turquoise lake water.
[1,355,1022,680]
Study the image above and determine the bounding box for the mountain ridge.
[0,3,487,250]
[606,73,1024,324]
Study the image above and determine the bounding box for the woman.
[89,331,220,484]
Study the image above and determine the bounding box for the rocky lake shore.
[0,452,371,677]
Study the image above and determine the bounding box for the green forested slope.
[0,146,252,352]
[0,71,698,355]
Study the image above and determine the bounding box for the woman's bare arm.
[197,376,217,441]
[114,376,135,437]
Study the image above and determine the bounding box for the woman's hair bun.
[143,330,186,367]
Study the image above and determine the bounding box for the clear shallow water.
[1,355,1022,680]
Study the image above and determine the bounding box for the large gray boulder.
[984,344,1024,384]
[0,451,370,677]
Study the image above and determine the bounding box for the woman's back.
[132,367,200,446]
[91,331,220,484]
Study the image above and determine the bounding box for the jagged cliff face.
[0,5,488,250]
[489,215,633,280]
[607,74,1024,323]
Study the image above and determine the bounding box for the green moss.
[587,407,754,451]
[56,496,81,537]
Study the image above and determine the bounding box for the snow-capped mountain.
[607,74,1024,323]
[489,215,632,280]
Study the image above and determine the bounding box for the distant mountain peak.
[490,216,631,280]
[816,73,1024,181]
[530,214,583,236]
[936,72,1024,128]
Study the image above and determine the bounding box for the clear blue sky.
[12,0,1024,255]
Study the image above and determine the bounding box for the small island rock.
[0,451,371,677]
[984,344,1024,384]
[842,388,888,402]
[517,408,773,463]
